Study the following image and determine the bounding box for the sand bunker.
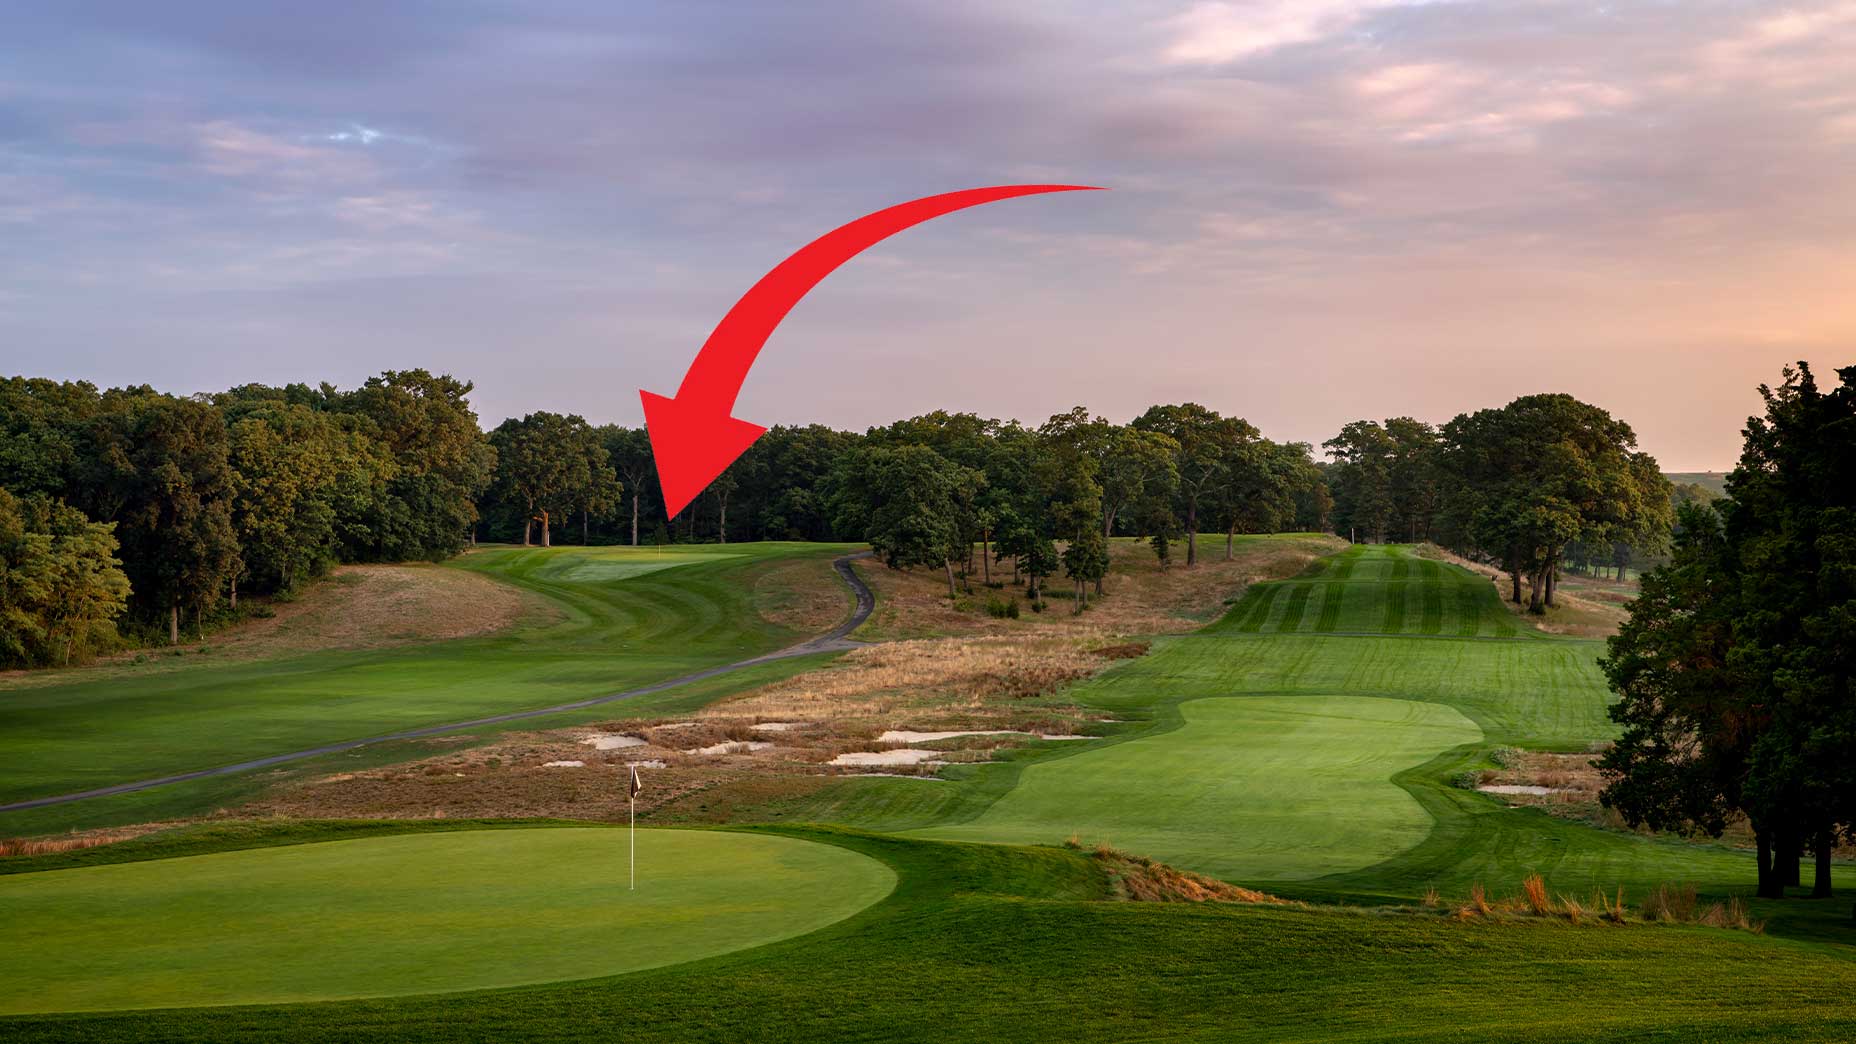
[829,750,946,767]
[628,759,668,769]
[839,772,950,781]
[543,760,585,768]
[1478,784,1563,796]
[581,734,646,750]
[750,722,809,732]
[687,741,774,756]
[877,729,1094,744]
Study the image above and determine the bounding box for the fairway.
[0,542,856,815]
[921,695,1482,880]
[0,828,894,1014]
[868,543,1854,902]
[1221,544,1524,639]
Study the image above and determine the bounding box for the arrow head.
[640,390,767,519]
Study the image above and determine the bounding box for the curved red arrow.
[641,183,1103,518]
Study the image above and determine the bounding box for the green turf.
[5,826,1856,1043]
[0,542,857,813]
[920,695,1482,880]
[0,827,893,1014]
[818,542,1852,914]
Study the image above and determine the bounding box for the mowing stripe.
[1389,558,1409,581]
[1383,583,1408,634]
[1313,582,1345,632]
[1454,581,1483,637]
[1275,584,1314,632]
[1327,556,1356,582]
[1418,579,1445,635]
[1231,585,1281,632]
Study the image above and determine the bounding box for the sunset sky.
[4,2,1853,470]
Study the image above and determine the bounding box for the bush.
[1489,746,1523,769]
[1450,770,1484,790]
[985,597,1022,620]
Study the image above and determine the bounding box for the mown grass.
[798,543,1853,935]
[0,543,858,817]
[0,826,893,1015]
[5,824,1856,1042]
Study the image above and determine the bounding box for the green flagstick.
[629,763,642,890]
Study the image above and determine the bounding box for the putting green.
[0,828,894,1014]
[919,695,1482,881]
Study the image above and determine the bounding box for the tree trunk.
[1782,829,1802,887]
[169,603,179,646]
[196,604,204,641]
[540,510,551,548]
[1225,528,1234,561]
[943,560,957,599]
[631,493,640,546]
[718,496,728,544]
[1527,566,1547,614]
[230,575,238,611]
[1510,569,1521,604]
[1185,502,1198,568]
[1813,835,1834,899]
[1545,565,1557,608]
[1757,830,1781,898]
[981,530,991,585]
[522,515,532,547]
[582,510,589,545]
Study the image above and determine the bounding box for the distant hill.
[1666,472,1729,498]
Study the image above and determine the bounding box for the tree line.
[1324,394,1674,613]
[0,371,491,662]
[474,404,1332,609]
[1600,362,1855,902]
[1,371,1694,663]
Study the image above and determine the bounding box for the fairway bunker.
[830,750,946,767]
[582,733,647,750]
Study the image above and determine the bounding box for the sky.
[3,2,1853,471]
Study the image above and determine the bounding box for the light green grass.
[0,827,893,1014]
[0,542,857,814]
[920,695,1481,880]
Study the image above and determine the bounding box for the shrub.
[1489,746,1523,769]
[1006,600,1020,619]
[1520,874,1552,916]
[1450,770,1483,790]
[1641,883,1697,923]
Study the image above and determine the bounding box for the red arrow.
[641,184,1103,518]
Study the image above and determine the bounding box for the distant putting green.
[921,696,1481,881]
[0,827,894,1014]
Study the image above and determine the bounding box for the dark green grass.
[6,825,1856,1042]
[0,543,857,814]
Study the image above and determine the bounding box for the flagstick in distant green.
[629,763,642,890]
